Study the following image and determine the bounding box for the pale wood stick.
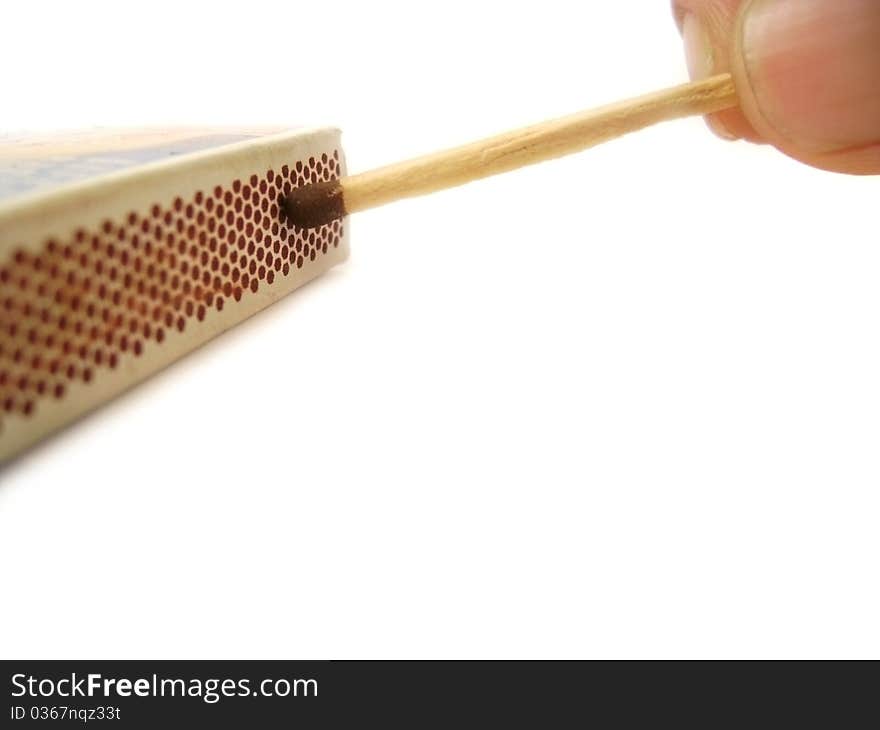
[285,73,738,228]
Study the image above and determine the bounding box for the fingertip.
[675,2,765,144]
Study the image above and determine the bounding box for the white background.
[1,0,878,659]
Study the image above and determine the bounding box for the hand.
[673,0,880,174]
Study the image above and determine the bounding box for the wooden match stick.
[285,73,738,229]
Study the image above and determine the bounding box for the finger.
[672,0,763,143]
[673,0,880,174]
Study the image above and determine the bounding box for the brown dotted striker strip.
[0,150,343,435]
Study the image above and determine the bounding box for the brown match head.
[284,179,346,229]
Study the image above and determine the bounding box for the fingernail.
[683,13,715,81]
[741,0,880,153]
[683,13,737,140]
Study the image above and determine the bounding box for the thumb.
[676,0,880,174]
